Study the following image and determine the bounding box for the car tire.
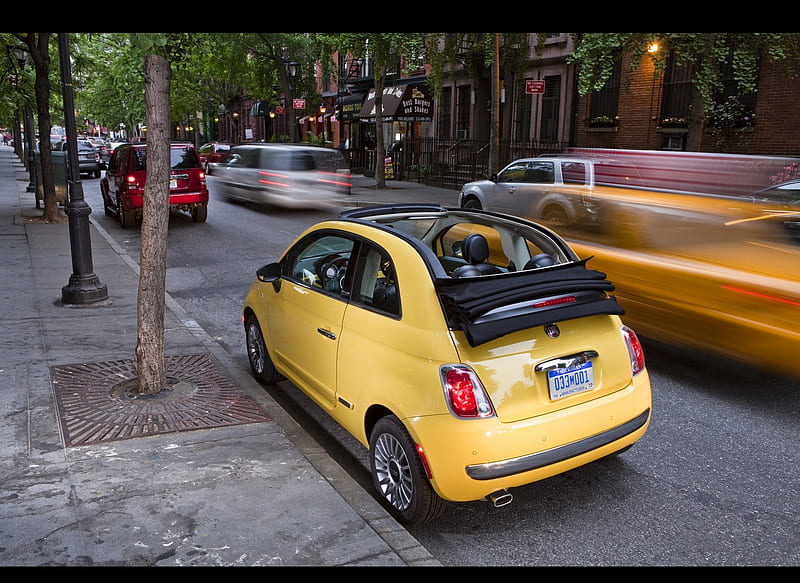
[540,205,569,228]
[191,204,208,223]
[369,415,446,525]
[462,196,482,210]
[117,195,135,229]
[94,169,101,178]
[100,180,113,216]
[245,313,282,384]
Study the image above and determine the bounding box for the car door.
[483,159,532,214]
[108,145,130,198]
[266,232,355,409]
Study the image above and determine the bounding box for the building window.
[456,85,471,139]
[588,58,621,127]
[706,51,758,129]
[659,52,693,128]
[438,86,452,139]
[540,75,560,142]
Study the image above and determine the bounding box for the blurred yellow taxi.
[565,189,800,378]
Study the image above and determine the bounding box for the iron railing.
[361,138,570,189]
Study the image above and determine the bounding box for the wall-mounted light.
[648,42,660,53]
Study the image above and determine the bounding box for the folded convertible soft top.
[435,259,625,346]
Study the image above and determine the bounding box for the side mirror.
[490,173,498,182]
[257,262,283,291]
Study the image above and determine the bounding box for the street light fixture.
[57,32,108,304]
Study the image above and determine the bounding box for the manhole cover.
[51,353,270,447]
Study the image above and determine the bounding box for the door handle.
[317,328,336,340]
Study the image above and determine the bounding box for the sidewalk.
[0,144,446,567]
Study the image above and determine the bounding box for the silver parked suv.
[213,143,351,209]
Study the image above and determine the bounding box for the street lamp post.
[11,49,37,195]
[58,32,108,305]
[286,61,299,142]
[320,105,326,144]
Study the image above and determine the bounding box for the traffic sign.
[526,80,545,95]
[293,99,306,109]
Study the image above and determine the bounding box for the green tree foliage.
[569,33,800,112]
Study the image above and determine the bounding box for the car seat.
[524,253,556,269]
[452,233,503,277]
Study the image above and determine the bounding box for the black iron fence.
[361,138,570,190]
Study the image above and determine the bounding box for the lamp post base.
[62,274,108,305]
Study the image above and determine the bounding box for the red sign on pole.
[293,99,306,109]
[525,80,545,95]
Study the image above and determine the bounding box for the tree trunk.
[134,53,171,395]
[26,33,63,223]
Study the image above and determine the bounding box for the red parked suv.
[100,142,209,228]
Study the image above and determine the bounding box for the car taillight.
[621,325,645,375]
[440,364,495,418]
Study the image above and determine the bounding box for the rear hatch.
[168,146,207,201]
[436,260,633,422]
[450,315,634,423]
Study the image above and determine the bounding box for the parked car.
[100,142,209,228]
[214,143,352,209]
[85,137,110,169]
[197,141,234,174]
[106,141,130,166]
[242,204,652,523]
[55,140,101,178]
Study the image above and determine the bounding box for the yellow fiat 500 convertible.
[243,204,652,524]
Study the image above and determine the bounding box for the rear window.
[309,149,348,170]
[130,146,201,171]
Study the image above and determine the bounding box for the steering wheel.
[317,254,348,292]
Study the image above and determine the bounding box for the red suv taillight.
[125,174,144,193]
[621,325,646,375]
[440,364,495,418]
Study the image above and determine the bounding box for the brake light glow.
[258,170,291,188]
[621,325,645,375]
[722,285,800,307]
[534,295,576,309]
[315,170,353,188]
[440,364,495,418]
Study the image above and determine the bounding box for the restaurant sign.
[358,84,433,122]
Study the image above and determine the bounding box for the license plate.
[169,178,177,189]
[547,361,594,400]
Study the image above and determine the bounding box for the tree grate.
[50,353,270,447]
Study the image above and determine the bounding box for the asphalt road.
[80,175,800,567]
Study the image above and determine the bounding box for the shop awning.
[337,92,367,121]
[357,83,433,123]
[249,101,271,116]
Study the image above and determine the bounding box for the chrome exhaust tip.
[488,490,513,508]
